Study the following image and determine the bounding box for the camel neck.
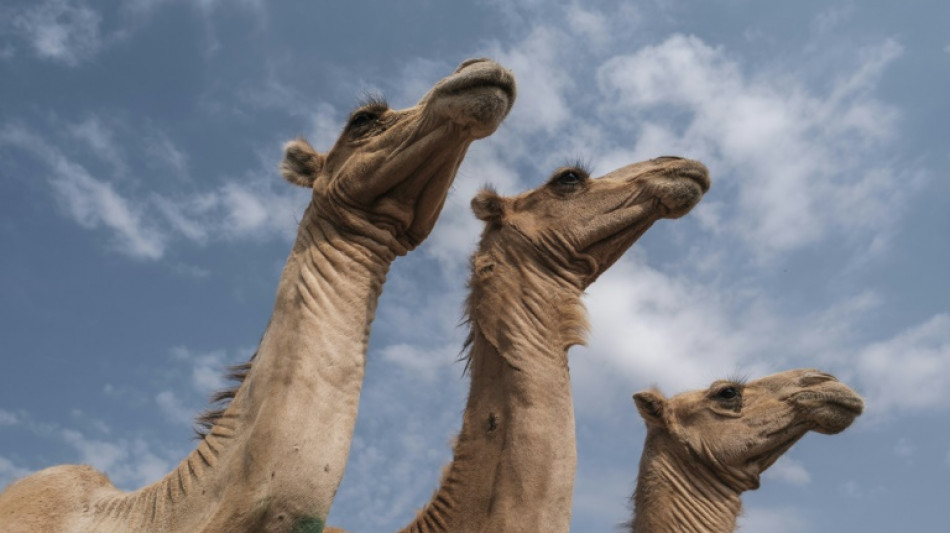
[400,257,582,533]
[630,433,743,533]
[88,202,396,532]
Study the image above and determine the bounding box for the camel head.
[471,156,709,287]
[633,369,864,492]
[281,58,516,252]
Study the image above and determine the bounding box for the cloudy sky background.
[1,1,947,531]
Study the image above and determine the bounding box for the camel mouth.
[424,59,516,137]
[441,58,517,104]
[643,158,710,219]
[826,395,865,416]
[790,390,864,434]
[792,390,865,415]
[672,162,711,194]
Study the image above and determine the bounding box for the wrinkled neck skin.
[399,248,584,533]
[82,201,397,533]
[631,433,746,533]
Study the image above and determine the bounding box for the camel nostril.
[801,371,837,386]
[456,57,490,72]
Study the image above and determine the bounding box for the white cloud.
[380,342,457,382]
[0,456,31,489]
[764,456,812,486]
[69,117,126,173]
[838,479,886,500]
[49,160,166,259]
[60,429,171,488]
[1,123,307,260]
[168,345,232,394]
[0,409,19,426]
[893,437,915,459]
[853,314,950,414]
[596,35,905,258]
[153,178,306,245]
[739,506,810,533]
[485,26,575,134]
[810,5,856,34]
[12,0,102,66]
[564,4,610,49]
[582,255,778,393]
[155,390,194,427]
[1,124,166,259]
[145,130,189,178]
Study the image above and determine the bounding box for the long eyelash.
[725,371,749,388]
[561,157,593,177]
[356,91,389,112]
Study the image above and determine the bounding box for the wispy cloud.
[0,456,31,489]
[69,117,126,173]
[597,35,906,258]
[764,456,812,486]
[0,409,19,426]
[169,345,231,394]
[1,122,307,260]
[11,0,102,66]
[155,390,194,427]
[739,506,810,533]
[145,129,189,179]
[61,429,170,487]
[379,342,459,383]
[49,156,167,259]
[852,314,950,414]
[1,124,166,259]
[485,27,575,135]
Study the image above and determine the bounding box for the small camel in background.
[629,369,864,533]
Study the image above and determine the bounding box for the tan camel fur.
[0,58,515,533]
[629,369,864,533]
[326,155,710,533]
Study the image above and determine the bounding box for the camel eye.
[556,170,582,185]
[348,111,378,129]
[550,168,588,192]
[716,387,740,400]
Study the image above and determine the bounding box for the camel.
[0,58,515,533]
[628,369,864,533]
[325,155,710,533]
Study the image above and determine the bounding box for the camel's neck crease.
[401,255,581,533]
[631,436,743,533]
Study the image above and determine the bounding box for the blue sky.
[0,1,948,531]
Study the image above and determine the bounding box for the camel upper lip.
[792,390,864,414]
[438,61,516,103]
[827,395,865,415]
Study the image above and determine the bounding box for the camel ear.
[471,187,509,222]
[633,390,668,428]
[280,138,325,188]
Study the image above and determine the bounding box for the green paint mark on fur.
[291,516,325,533]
